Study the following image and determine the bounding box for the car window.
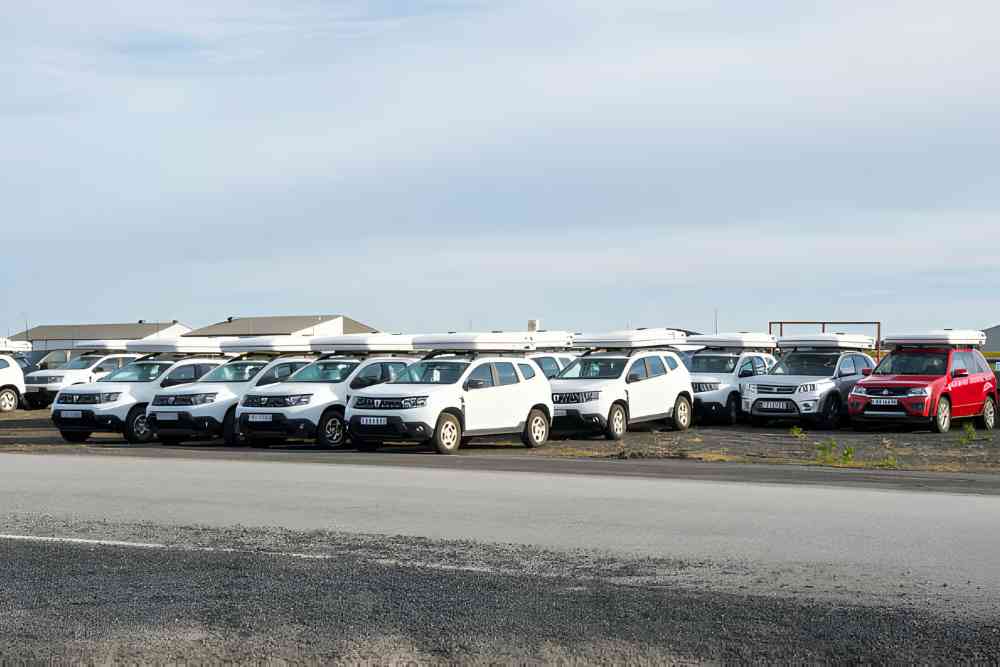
[837,356,857,376]
[737,358,754,378]
[94,358,119,373]
[167,365,197,381]
[647,356,667,377]
[350,363,385,390]
[467,363,494,388]
[385,362,408,381]
[518,363,536,380]
[973,351,993,375]
[629,359,649,381]
[496,362,519,386]
[559,357,574,368]
[0,359,8,370]
[956,351,981,375]
[951,352,968,375]
[752,357,767,375]
[664,355,679,370]
[534,357,561,378]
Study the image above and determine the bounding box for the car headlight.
[190,393,218,405]
[579,391,601,402]
[401,396,428,409]
[284,394,312,406]
[907,387,929,397]
[797,383,817,393]
[99,392,121,403]
[744,384,757,395]
[851,385,866,396]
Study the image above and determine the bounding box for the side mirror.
[861,367,872,376]
[466,378,489,390]
[626,373,641,384]
[953,368,969,379]
[738,369,754,378]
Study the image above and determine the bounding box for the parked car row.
[3,328,994,453]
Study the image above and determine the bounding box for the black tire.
[977,396,997,431]
[354,439,382,452]
[222,408,241,446]
[932,396,952,434]
[60,431,91,443]
[604,403,627,441]
[22,394,38,410]
[316,408,347,449]
[520,408,549,448]
[0,388,18,412]
[750,416,768,427]
[672,395,692,431]
[433,413,462,455]
[124,406,155,444]
[817,394,842,430]
[721,394,739,426]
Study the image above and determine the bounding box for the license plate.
[760,401,787,410]
[157,412,179,421]
[360,416,388,426]
[26,386,40,392]
[554,409,568,417]
[871,398,897,406]
[248,414,273,422]
[61,410,82,419]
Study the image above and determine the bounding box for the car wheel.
[722,394,740,426]
[222,408,241,446]
[520,408,549,448]
[672,395,692,431]
[604,403,627,441]
[316,409,346,449]
[60,431,91,443]
[22,394,38,410]
[818,395,842,430]
[0,388,18,412]
[932,396,952,433]
[977,396,996,431]
[124,406,155,444]
[433,413,462,455]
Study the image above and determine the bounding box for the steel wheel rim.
[677,401,690,426]
[986,401,995,428]
[939,401,950,430]
[612,409,625,434]
[0,391,14,411]
[134,415,149,437]
[531,416,547,442]
[325,416,343,443]
[441,421,458,448]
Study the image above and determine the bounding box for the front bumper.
[148,411,224,437]
[51,408,125,433]
[348,415,434,441]
[238,412,317,439]
[848,396,930,422]
[25,387,60,403]
[552,408,607,431]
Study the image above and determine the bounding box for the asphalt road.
[2,453,1000,661]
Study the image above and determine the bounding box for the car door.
[951,351,981,416]
[494,361,526,428]
[624,357,652,420]
[834,355,859,403]
[463,362,502,432]
[644,355,674,416]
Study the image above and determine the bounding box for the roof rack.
[882,330,986,348]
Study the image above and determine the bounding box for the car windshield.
[62,355,103,370]
[770,352,840,377]
[558,358,628,380]
[289,360,359,383]
[874,351,948,376]
[201,361,269,382]
[391,361,469,385]
[103,362,173,382]
[689,354,738,374]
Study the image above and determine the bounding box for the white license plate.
[157,412,179,421]
[248,414,273,422]
[760,401,787,410]
[554,409,568,417]
[871,398,898,406]
[360,416,388,426]
[61,410,82,419]
[26,386,40,392]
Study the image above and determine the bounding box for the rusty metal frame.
[767,320,882,353]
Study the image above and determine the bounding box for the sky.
[3,1,999,339]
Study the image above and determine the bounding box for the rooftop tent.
[882,330,987,348]
[72,340,132,352]
[183,315,377,338]
[687,332,778,350]
[777,333,875,350]
[220,335,318,354]
[0,337,31,353]
[527,330,574,350]
[312,333,416,353]
[572,328,688,350]
[412,331,547,351]
[126,337,234,355]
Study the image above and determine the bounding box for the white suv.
[0,353,26,412]
[236,334,419,448]
[347,332,559,454]
[686,333,777,425]
[50,355,224,443]
[549,329,694,439]
[24,350,138,408]
[147,353,314,445]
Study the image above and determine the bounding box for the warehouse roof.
[11,321,184,342]
[183,315,377,338]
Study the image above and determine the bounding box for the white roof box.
[72,339,131,351]
[0,337,31,353]
[778,333,874,350]
[687,332,777,350]
[220,335,317,354]
[126,337,232,354]
[312,333,416,353]
[529,330,574,349]
[883,330,987,347]
[413,331,545,352]
[573,328,688,350]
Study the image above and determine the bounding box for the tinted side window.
[200,364,222,378]
[0,359,8,370]
[629,359,649,380]
[535,357,560,378]
[350,363,384,390]
[467,364,494,388]
[951,352,968,375]
[737,359,754,378]
[856,355,874,370]
[385,363,407,381]
[496,362,519,386]
[558,357,574,368]
[167,365,197,381]
[664,355,679,370]
[837,356,857,376]
[518,363,536,380]
[647,356,667,377]
[973,351,992,375]
[752,357,767,375]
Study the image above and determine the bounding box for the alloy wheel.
[530,415,547,443]
[0,390,16,412]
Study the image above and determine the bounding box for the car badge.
[168,397,175,405]
[882,389,889,396]
[374,400,381,407]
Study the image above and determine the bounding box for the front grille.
[354,397,406,410]
[553,393,587,404]
[153,395,194,406]
[27,376,53,385]
[243,395,290,408]
[757,385,796,395]
[860,386,913,397]
[57,393,100,405]
[693,383,721,394]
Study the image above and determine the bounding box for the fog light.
[416,425,425,433]
[801,402,816,412]
[912,402,925,413]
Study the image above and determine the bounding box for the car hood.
[859,375,942,386]
[249,381,339,396]
[549,379,608,394]
[61,382,134,395]
[689,373,728,384]
[745,375,829,386]
[159,381,242,397]
[355,382,450,398]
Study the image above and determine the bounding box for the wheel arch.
[441,406,465,430]
[530,403,551,422]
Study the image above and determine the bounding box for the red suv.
[848,333,997,433]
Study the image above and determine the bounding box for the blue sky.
[3,1,999,338]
